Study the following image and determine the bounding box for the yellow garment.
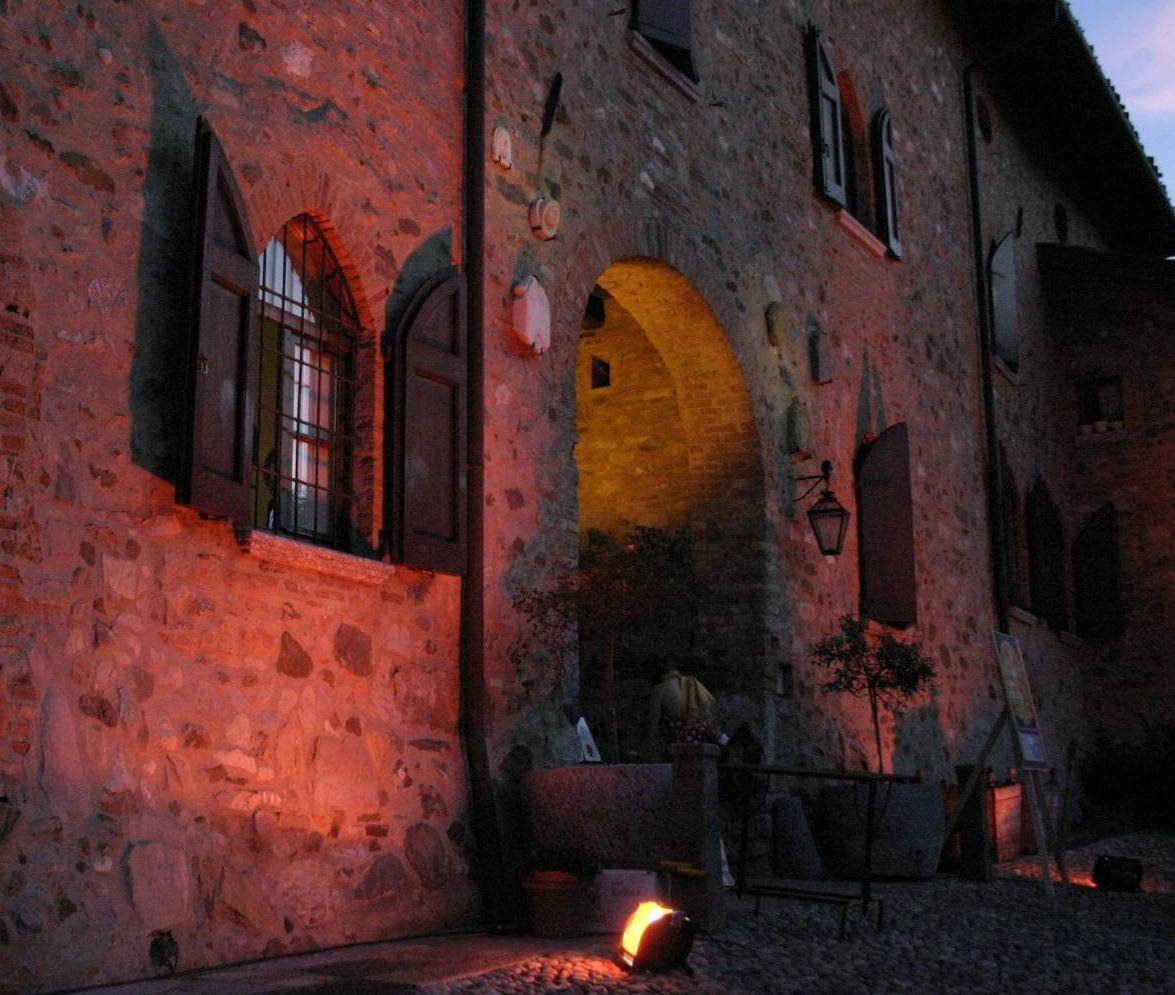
[664,670,714,717]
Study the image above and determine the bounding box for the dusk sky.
[1068,0,1175,198]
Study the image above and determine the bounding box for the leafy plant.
[813,615,935,773]
[512,526,702,760]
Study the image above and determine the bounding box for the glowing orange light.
[620,901,672,966]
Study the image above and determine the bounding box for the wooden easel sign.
[993,632,1048,769]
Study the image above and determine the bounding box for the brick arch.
[561,220,768,699]
[244,168,379,337]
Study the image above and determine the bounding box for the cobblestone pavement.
[82,835,1175,995]
[426,837,1175,995]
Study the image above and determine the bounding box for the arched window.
[1026,479,1066,630]
[183,118,468,574]
[253,216,359,545]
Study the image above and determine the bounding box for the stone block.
[311,734,378,812]
[37,688,91,818]
[124,841,191,932]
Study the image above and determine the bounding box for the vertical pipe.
[461,0,507,927]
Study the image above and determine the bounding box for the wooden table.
[720,763,923,936]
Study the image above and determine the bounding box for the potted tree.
[812,616,944,878]
[521,846,600,938]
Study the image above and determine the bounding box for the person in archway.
[644,654,720,760]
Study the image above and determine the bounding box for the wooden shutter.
[873,109,902,258]
[808,25,846,207]
[989,233,1019,370]
[856,422,917,625]
[181,118,259,522]
[1074,503,1122,640]
[388,267,468,576]
[1026,479,1066,630]
[633,0,698,81]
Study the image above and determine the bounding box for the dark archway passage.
[574,258,766,758]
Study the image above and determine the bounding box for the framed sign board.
[993,632,1049,769]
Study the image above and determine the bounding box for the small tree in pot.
[813,616,940,878]
[814,615,935,773]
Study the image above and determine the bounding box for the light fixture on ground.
[796,459,850,556]
[618,901,695,972]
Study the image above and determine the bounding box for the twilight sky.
[1067,0,1175,199]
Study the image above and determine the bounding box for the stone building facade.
[0,0,1172,990]
[0,2,479,991]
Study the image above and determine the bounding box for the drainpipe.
[962,3,1060,634]
[461,0,506,927]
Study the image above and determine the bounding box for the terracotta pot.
[522,871,591,938]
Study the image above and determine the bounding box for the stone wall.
[0,3,475,990]
[963,69,1106,788]
[481,0,1015,784]
[1041,252,1175,761]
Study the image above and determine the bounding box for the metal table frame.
[720,763,922,937]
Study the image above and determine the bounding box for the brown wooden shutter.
[856,422,917,625]
[181,117,259,523]
[388,267,468,576]
[1074,503,1122,640]
[873,109,902,258]
[1026,479,1066,630]
[989,233,1019,370]
[633,0,698,81]
[808,25,846,207]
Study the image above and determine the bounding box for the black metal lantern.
[797,460,850,556]
[807,488,850,556]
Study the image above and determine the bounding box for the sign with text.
[993,632,1049,769]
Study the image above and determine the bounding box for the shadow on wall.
[383,228,453,346]
[129,22,201,485]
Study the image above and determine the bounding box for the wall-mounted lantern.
[796,460,850,556]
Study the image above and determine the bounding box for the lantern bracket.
[794,459,835,503]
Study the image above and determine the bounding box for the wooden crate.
[987,783,1022,863]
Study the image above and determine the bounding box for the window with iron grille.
[253,216,357,547]
[184,119,468,575]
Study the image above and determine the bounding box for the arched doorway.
[573,258,766,759]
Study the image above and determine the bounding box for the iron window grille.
[253,216,358,548]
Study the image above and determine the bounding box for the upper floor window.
[632,0,699,83]
[807,26,901,257]
[182,118,468,575]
